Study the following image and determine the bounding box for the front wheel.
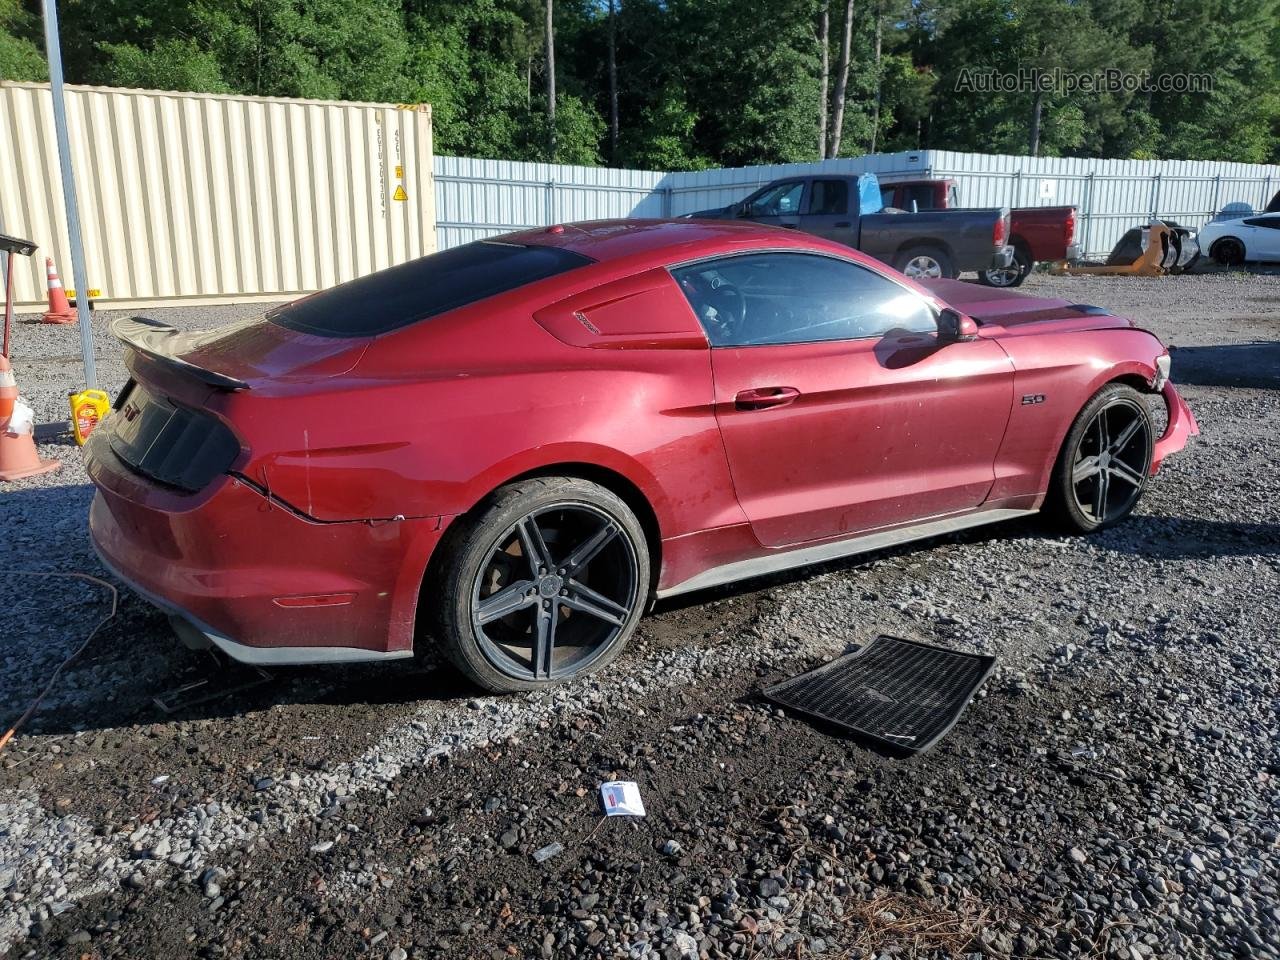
[1045,384,1154,533]
[894,246,955,281]
[978,247,1032,288]
[1211,237,1245,266]
[432,477,650,692]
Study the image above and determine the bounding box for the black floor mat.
[763,636,996,755]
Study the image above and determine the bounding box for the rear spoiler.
[112,316,250,392]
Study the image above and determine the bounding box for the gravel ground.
[1,271,1278,960]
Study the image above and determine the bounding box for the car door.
[1242,216,1280,260]
[670,252,1014,548]
[799,178,857,248]
[736,180,805,230]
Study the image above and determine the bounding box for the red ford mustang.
[86,220,1197,691]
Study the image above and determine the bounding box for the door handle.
[735,386,800,410]
[779,222,799,229]
[834,221,851,228]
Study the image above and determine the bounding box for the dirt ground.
[1,270,1277,959]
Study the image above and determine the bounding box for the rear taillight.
[97,382,240,492]
[1065,209,1077,244]
[993,213,1008,247]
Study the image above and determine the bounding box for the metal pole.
[40,0,97,388]
[3,252,13,359]
[1082,173,1094,259]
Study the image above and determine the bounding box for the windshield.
[269,241,594,337]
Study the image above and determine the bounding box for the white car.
[1198,211,1280,265]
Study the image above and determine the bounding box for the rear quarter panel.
[986,324,1165,503]
[217,287,744,542]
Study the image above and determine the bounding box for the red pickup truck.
[881,179,1080,287]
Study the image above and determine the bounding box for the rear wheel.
[1045,384,1153,533]
[978,247,1032,287]
[1211,237,1246,266]
[894,245,955,281]
[432,477,650,692]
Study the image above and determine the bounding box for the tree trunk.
[608,0,619,164]
[1029,88,1043,157]
[546,0,557,161]
[869,2,882,152]
[818,1,829,158]
[829,0,854,158]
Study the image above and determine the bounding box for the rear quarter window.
[269,241,594,337]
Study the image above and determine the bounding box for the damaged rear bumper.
[87,444,446,665]
[1150,382,1198,475]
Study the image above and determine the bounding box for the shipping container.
[0,83,435,308]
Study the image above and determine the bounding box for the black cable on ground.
[0,570,118,753]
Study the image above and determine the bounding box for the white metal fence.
[4,79,1277,310]
[1,82,435,308]
[435,150,1280,259]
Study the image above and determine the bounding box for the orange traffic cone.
[0,354,61,481]
[42,258,77,324]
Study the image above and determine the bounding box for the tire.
[1045,383,1154,534]
[431,477,651,693]
[894,245,955,281]
[1211,237,1245,267]
[978,246,1032,288]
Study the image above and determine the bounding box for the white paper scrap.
[600,780,646,817]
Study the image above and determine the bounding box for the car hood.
[922,278,1132,330]
[681,206,733,220]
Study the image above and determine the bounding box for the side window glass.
[879,186,896,209]
[809,180,849,216]
[1244,217,1280,229]
[671,253,936,347]
[905,185,938,211]
[948,185,960,208]
[745,182,804,218]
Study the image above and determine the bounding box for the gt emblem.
[1021,394,1046,405]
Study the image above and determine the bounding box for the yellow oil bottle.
[69,389,111,445]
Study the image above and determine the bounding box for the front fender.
[989,326,1175,503]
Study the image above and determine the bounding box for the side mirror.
[937,307,979,343]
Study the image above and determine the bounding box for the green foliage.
[620,83,713,170]
[3,0,1275,166]
[97,38,228,93]
[0,0,45,81]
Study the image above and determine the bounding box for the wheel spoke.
[1091,468,1110,520]
[516,516,555,575]
[1072,455,1102,484]
[562,580,629,626]
[561,521,619,575]
[1109,459,1146,489]
[532,600,559,678]
[476,580,536,625]
[473,502,639,684]
[1110,416,1143,455]
[1095,409,1110,451]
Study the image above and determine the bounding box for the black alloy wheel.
[1048,383,1154,533]
[433,478,650,692]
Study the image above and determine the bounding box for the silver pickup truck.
[684,173,1013,280]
